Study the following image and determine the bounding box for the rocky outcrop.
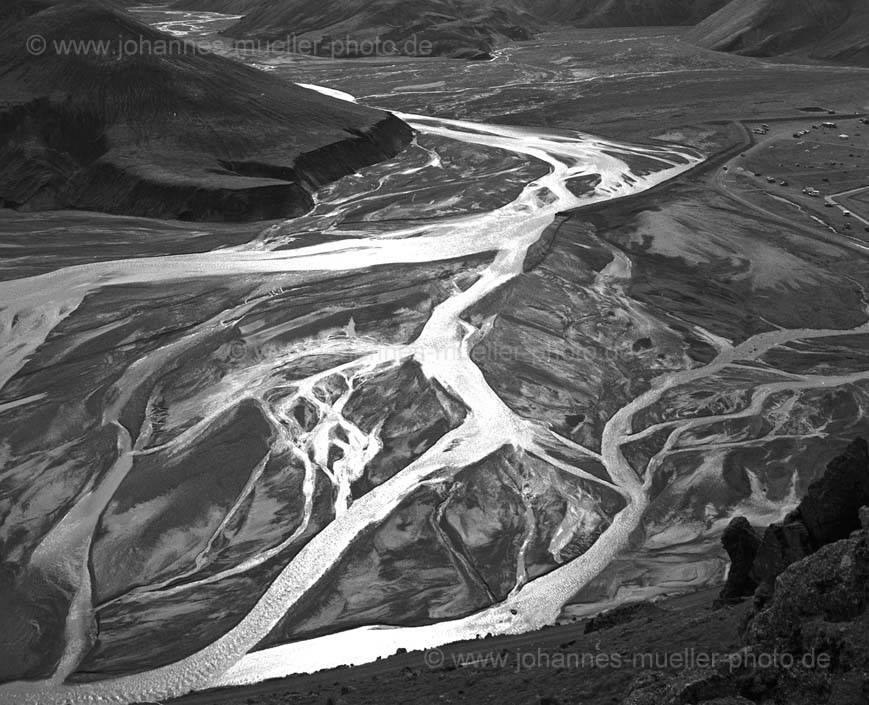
[749,519,814,594]
[624,525,869,705]
[751,438,869,595]
[623,439,869,705]
[797,437,869,546]
[0,0,413,221]
[717,517,760,604]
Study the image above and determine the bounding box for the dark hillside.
[0,0,412,221]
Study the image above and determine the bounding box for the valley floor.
[2,15,868,705]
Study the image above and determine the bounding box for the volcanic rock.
[625,440,869,705]
[794,437,869,546]
[749,519,813,593]
[717,516,760,604]
[750,438,869,592]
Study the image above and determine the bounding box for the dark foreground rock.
[0,0,412,221]
[624,526,869,705]
[750,519,814,595]
[797,437,869,546]
[716,517,760,604]
[623,438,869,705]
[751,438,869,594]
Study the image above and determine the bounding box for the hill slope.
[167,0,261,12]
[222,0,730,59]
[688,0,869,66]
[223,0,535,59]
[531,0,729,27]
[0,0,412,221]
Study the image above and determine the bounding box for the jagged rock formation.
[624,523,869,705]
[688,0,869,67]
[0,0,412,221]
[752,437,869,595]
[623,438,869,705]
[717,516,760,604]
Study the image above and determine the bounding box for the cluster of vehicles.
[793,121,846,138]
[736,117,868,234]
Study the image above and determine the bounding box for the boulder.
[747,531,869,657]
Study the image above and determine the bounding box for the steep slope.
[688,0,869,66]
[0,0,412,221]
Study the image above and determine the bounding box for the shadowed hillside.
[0,0,412,221]
[688,0,869,66]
